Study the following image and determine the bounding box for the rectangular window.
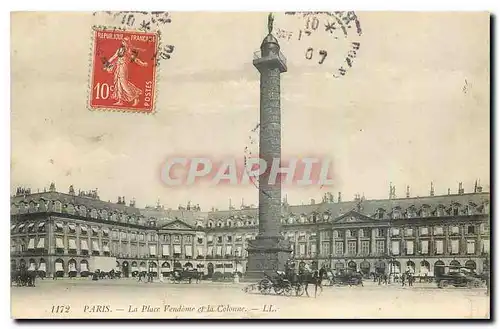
[226,235,232,243]
[173,235,180,243]
[450,226,460,235]
[335,241,343,255]
[361,241,370,255]
[391,228,400,236]
[421,240,429,254]
[467,240,475,254]
[420,227,428,236]
[310,243,317,256]
[299,243,306,256]
[376,240,385,254]
[435,240,444,254]
[451,240,459,254]
[376,228,385,238]
[467,225,476,235]
[406,241,414,255]
[217,236,223,244]
[482,239,490,253]
[347,241,356,255]
[434,226,444,235]
[405,228,413,236]
[321,242,330,256]
[391,241,400,255]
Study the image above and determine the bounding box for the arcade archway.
[434,260,445,276]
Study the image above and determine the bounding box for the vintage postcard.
[10,11,490,319]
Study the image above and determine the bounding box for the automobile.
[331,270,363,286]
[435,265,484,288]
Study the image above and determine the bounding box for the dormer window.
[484,202,489,214]
[149,221,155,227]
[421,206,429,218]
[54,201,62,212]
[78,205,87,217]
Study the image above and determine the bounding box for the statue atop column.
[268,12,274,34]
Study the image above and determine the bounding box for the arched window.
[66,203,75,215]
[78,205,87,217]
[54,200,62,213]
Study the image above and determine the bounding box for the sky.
[10,12,490,210]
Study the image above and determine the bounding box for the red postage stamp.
[89,28,159,113]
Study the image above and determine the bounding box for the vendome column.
[245,14,292,280]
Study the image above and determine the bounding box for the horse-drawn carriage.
[244,262,323,297]
[170,269,202,284]
[255,271,305,296]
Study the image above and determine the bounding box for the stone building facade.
[11,183,490,278]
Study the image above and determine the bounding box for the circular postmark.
[92,11,176,66]
[273,11,363,78]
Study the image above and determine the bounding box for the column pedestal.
[244,236,291,281]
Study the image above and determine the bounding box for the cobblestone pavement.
[11,279,490,319]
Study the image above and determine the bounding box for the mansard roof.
[11,191,141,215]
[286,192,490,218]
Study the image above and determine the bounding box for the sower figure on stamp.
[104,37,148,106]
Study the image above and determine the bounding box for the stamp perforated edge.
[87,25,161,115]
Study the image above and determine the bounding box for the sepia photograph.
[9,10,490,319]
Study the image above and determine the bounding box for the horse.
[290,268,324,298]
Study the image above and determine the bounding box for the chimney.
[406,185,410,198]
[389,182,396,199]
[430,182,434,196]
[117,196,122,204]
[338,192,342,203]
[447,188,451,195]
[477,179,483,192]
[49,182,56,192]
[310,198,315,205]
[458,182,464,195]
